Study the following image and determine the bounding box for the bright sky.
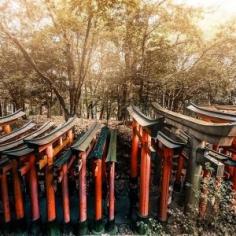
[175,0,236,38]
[1,0,236,39]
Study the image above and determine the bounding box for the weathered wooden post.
[53,148,76,227]
[3,124,12,134]
[185,138,203,213]
[45,145,56,222]
[12,159,25,220]
[0,122,54,228]
[79,152,87,231]
[105,130,117,233]
[156,130,186,222]
[130,120,139,185]
[196,149,225,217]
[159,147,173,222]
[25,117,76,234]
[61,163,70,223]
[226,154,236,191]
[106,130,117,234]
[139,129,151,219]
[28,154,40,221]
[232,165,236,191]
[224,158,236,211]
[94,159,103,226]
[199,169,211,218]
[127,105,163,233]
[129,120,140,216]
[71,122,101,235]
[0,159,11,223]
[1,173,11,222]
[174,153,185,191]
[90,127,109,234]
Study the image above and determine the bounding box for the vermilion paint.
[94,159,102,221]
[62,164,70,223]
[139,130,151,218]
[12,159,24,220]
[109,162,115,221]
[159,147,173,222]
[79,153,87,223]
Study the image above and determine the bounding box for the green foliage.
[136,218,165,235]
[134,175,235,235]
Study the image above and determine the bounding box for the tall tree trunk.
[99,104,104,120]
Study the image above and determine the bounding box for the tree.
[0,0,235,120]
[0,0,116,119]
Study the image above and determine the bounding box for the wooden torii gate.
[89,126,109,234]
[105,129,117,234]
[0,120,118,235]
[0,122,54,224]
[127,106,164,224]
[87,127,118,234]
[155,129,186,222]
[0,121,36,145]
[187,102,236,191]
[152,103,236,213]
[53,148,76,226]
[24,117,76,233]
[71,123,101,235]
[0,109,25,134]
[128,106,189,224]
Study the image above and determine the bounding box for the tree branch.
[0,22,70,118]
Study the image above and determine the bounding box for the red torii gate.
[0,121,36,145]
[156,130,186,222]
[71,122,101,235]
[89,127,109,234]
[0,121,54,224]
[128,106,190,230]
[53,147,77,226]
[71,124,117,235]
[24,117,76,227]
[105,129,117,234]
[127,106,164,226]
[0,109,25,134]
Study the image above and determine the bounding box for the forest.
[0,0,235,120]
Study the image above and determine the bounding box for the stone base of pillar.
[46,221,60,236]
[106,220,118,234]
[13,217,27,232]
[29,219,42,236]
[78,220,88,235]
[91,219,105,234]
[0,222,11,234]
[62,222,72,235]
[136,214,149,234]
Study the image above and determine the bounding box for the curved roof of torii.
[187,102,236,122]
[0,109,25,126]
[152,102,236,146]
